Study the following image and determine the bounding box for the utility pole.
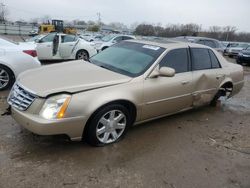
[97,12,101,30]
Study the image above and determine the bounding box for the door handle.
[69,44,74,46]
[181,81,190,85]
[46,45,51,47]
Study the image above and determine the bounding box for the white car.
[94,34,136,52]
[36,33,97,61]
[23,34,46,44]
[0,37,41,90]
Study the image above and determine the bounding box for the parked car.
[223,42,239,56]
[175,36,224,53]
[7,40,244,146]
[23,34,45,44]
[237,46,250,65]
[94,34,136,52]
[0,37,41,90]
[226,43,249,57]
[36,33,97,61]
[80,33,104,42]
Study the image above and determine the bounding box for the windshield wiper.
[99,65,112,71]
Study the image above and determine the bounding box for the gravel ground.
[0,42,250,187]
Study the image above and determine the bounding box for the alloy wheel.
[96,110,127,144]
[0,68,10,89]
[77,51,88,61]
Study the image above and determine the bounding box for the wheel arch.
[75,49,89,59]
[82,99,137,140]
[0,62,16,80]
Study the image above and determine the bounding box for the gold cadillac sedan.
[7,40,244,146]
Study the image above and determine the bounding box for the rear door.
[59,35,78,59]
[142,48,193,120]
[190,48,223,106]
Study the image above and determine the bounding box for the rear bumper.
[11,107,87,141]
[232,80,244,96]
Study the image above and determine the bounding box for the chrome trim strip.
[146,93,191,105]
[135,107,193,125]
[16,82,38,97]
[146,88,217,105]
[233,80,244,85]
[193,88,217,94]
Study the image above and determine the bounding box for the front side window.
[40,33,56,43]
[204,40,217,48]
[159,49,189,73]
[113,36,123,43]
[196,40,205,45]
[90,42,165,77]
[191,48,211,70]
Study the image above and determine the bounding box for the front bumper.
[237,55,250,64]
[11,107,87,141]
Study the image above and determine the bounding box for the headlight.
[238,52,243,56]
[39,94,71,120]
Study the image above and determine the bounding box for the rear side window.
[159,48,189,73]
[61,35,77,43]
[191,48,211,70]
[209,50,221,68]
[123,36,134,40]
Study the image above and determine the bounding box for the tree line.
[134,24,250,42]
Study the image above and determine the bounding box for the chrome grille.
[8,84,36,111]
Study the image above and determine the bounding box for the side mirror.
[149,67,175,78]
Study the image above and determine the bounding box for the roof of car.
[176,36,220,42]
[129,39,211,49]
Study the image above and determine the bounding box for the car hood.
[17,61,132,97]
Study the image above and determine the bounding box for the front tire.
[85,104,131,146]
[0,65,15,91]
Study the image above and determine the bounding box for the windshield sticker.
[142,45,160,51]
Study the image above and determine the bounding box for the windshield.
[101,35,116,42]
[238,43,249,48]
[0,38,18,47]
[90,41,165,77]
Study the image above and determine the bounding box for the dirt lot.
[1,55,250,187]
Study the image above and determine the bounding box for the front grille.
[8,84,36,111]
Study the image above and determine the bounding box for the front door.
[142,48,193,120]
[36,33,56,60]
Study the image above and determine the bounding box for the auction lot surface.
[1,59,250,188]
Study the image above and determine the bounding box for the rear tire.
[85,104,131,147]
[76,50,89,61]
[0,65,15,91]
[210,85,233,106]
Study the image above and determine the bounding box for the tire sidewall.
[86,104,131,146]
[0,65,14,91]
[76,50,89,61]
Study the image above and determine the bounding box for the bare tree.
[0,2,9,22]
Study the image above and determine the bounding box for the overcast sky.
[3,0,250,31]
